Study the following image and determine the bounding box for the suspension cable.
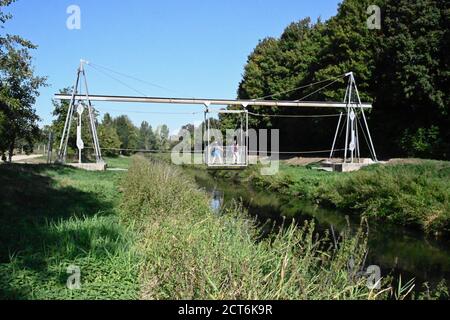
[356,115,376,160]
[88,62,188,96]
[85,146,346,155]
[253,74,347,101]
[247,111,341,118]
[295,78,342,102]
[88,64,149,97]
[96,107,203,116]
[250,149,346,154]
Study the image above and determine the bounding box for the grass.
[2,156,445,299]
[0,163,140,299]
[120,156,399,300]
[104,156,132,170]
[230,160,450,236]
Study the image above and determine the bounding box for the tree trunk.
[8,140,14,163]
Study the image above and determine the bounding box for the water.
[188,168,450,290]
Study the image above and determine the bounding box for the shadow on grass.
[0,164,122,299]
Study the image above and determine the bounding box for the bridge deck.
[54,94,372,109]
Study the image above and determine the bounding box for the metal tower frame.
[329,72,378,163]
[56,60,103,164]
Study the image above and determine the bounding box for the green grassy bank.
[0,162,139,299]
[219,160,450,236]
[3,156,441,299]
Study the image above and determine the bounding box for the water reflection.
[192,168,450,290]
[210,189,224,213]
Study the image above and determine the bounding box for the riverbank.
[121,156,393,299]
[213,160,450,237]
[2,156,446,299]
[1,158,376,299]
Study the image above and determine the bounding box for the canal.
[187,167,450,291]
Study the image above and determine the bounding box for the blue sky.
[5,0,340,134]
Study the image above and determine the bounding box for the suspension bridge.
[53,60,377,171]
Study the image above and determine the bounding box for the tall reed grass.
[120,156,392,300]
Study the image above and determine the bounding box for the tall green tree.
[113,115,138,154]
[98,113,121,157]
[137,121,156,150]
[234,0,449,159]
[155,124,170,151]
[373,0,450,158]
[0,0,47,161]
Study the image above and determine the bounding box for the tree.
[137,121,156,151]
[178,123,196,150]
[372,0,450,158]
[0,0,47,161]
[155,124,170,151]
[233,0,449,160]
[98,114,121,157]
[236,18,341,151]
[113,115,138,154]
[0,108,7,161]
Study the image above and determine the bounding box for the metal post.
[78,113,82,164]
[245,109,249,166]
[344,76,353,163]
[355,116,361,161]
[81,65,103,163]
[207,110,211,165]
[329,112,343,160]
[47,131,53,164]
[57,67,81,163]
[352,74,378,161]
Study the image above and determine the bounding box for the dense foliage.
[236,0,449,160]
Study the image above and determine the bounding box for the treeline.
[236,0,449,160]
[97,113,170,156]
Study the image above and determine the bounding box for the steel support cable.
[329,114,348,159]
[251,149,346,154]
[253,74,347,101]
[85,147,345,155]
[88,64,149,97]
[247,111,341,118]
[89,61,347,104]
[96,108,203,115]
[87,62,188,96]
[356,115,376,160]
[295,78,342,102]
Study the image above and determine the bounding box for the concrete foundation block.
[67,162,107,171]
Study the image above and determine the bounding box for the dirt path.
[11,154,44,163]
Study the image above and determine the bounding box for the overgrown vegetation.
[120,156,399,299]
[237,161,450,236]
[2,157,449,299]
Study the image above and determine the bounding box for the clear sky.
[5,0,341,134]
